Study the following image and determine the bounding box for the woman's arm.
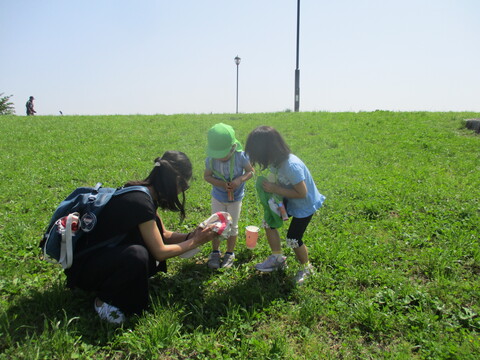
[153,212,192,244]
[262,179,307,199]
[156,218,192,244]
[139,220,217,261]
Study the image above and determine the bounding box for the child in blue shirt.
[204,123,254,268]
[245,125,325,284]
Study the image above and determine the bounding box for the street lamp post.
[234,55,241,113]
[294,0,300,112]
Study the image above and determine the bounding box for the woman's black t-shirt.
[81,190,156,250]
[65,190,162,286]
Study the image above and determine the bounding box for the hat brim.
[207,139,243,158]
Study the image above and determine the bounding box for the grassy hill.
[0,111,479,359]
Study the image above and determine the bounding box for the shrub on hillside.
[0,93,15,115]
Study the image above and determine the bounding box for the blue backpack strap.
[114,185,151,199]
[93,182,102,192]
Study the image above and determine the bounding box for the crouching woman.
[65,151,218,324]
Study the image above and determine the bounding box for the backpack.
[40,183,151,269]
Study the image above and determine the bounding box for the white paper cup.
[245,226,259,249]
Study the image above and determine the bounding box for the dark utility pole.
[294,0,300,112]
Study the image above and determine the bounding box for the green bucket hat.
[207,123,243,158]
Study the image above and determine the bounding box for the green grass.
[0,111,479,359]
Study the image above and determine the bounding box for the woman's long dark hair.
[245,126,291,170]
[125,151,192,220]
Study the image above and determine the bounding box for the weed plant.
[0,111,479,359]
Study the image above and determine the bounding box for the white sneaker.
[295,264,314,285]
[94,299,125,324]
[255,255,286,272]
[221,253,235,268]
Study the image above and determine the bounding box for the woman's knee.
[120,245,150,270]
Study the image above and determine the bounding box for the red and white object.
[200,211,233,238]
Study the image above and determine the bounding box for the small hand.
[262,180,276,193]
[231,178,242,189]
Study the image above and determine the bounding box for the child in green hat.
[204,123,254,268]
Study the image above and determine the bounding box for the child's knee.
[230,224,239,236]
[286,238,304,248]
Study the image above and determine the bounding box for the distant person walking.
[26,96,36,116]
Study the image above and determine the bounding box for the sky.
[1,0,479,116]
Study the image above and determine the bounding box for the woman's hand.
[191,224,219,246]
[140,220,220,261]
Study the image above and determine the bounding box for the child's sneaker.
[255,254,286,272]
[94,299,125,324]
[207,251,221,269]
[221,253,235,268]
[294,264,314,285]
